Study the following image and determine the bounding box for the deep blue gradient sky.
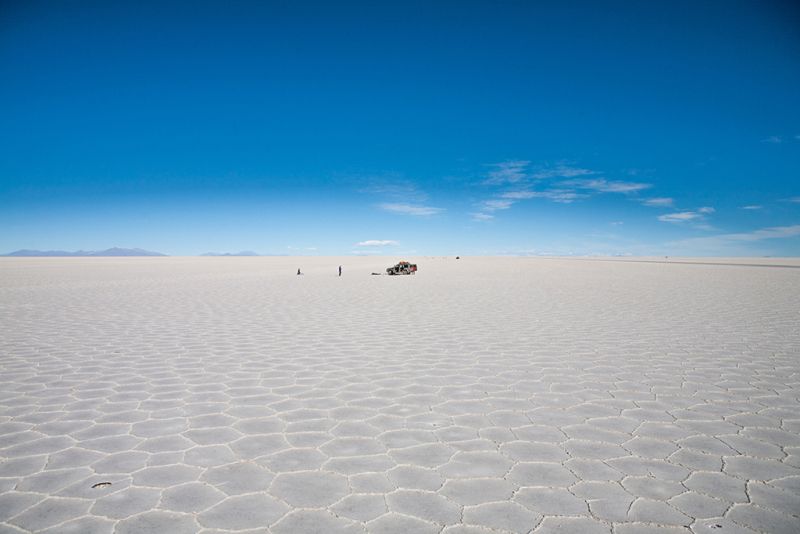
[2,1,799,256]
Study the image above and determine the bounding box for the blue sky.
[1,1,799,256]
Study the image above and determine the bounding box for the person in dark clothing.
[338,265,342,277]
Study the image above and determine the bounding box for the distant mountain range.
[2,247,168,257]
[200,251,260,256]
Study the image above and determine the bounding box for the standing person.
[338,265,342,277]
[297,268,301,275]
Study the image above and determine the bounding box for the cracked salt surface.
[1,256,799,533]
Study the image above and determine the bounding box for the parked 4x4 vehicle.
[386,261,417,275]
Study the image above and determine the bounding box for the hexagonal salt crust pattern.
[1,257,799,533]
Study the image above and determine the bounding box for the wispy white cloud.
[561,178,651,193]
[480,162,636,219]
[360,182,428,202]
[500,190,537,200]
[378,203,443,216]
[658,211,702,223]
[537,189,586,203]
[762,135,783,144]
[658,207,714,223]
[786,196,800,203]
[479,161,659,224]
[484,160,530,185]
[530,165,595,180]
[355,240,398,247]
[357,175,440,221]
[499,189,587,203]
[484,161,596,186]
[642,197,674,207]
[472,199,515,222]
[482,199,515,211]
[741,205,763,210]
